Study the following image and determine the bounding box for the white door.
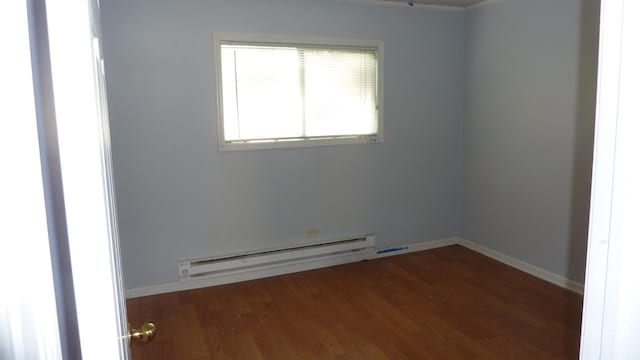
[45,0,131,357]
[1,0,151,359]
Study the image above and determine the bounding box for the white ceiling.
[375,0,489,8]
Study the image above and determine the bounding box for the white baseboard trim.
[372,236,459,259]
[457,238,584,295]
[125,236,584,298]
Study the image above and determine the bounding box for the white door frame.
[1,1,70,358]
[580,0,640,358]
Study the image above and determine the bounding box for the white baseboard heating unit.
[178,234,375,282]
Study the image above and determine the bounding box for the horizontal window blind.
[219,42,378,144]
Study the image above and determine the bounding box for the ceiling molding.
[343,0,465,11]
[342,0,504,11]
[465,0,504,10]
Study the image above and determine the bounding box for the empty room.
[101,0,599,358]
[17,0,640,358]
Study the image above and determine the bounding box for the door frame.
[580,0,640,358]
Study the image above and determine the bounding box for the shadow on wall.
[562,0,600,354]
[567,0,600,287]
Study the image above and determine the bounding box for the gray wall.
[101,0,465,289]
[461,0,599,282]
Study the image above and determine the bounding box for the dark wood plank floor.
[127,245,583,359]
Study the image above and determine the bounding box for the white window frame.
[213,33,384,151]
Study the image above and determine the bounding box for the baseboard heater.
[178,234,376,281]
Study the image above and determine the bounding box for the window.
[214,34,383,150]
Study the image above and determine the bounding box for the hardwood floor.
[127,245,583,359]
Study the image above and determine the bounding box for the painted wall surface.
[101,0,465,288]
[461,0,599,282]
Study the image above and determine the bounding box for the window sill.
[218,135,382,151]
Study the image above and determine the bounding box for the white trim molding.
[125,236,584,298]
[373,236,459,258]
[343,0,465,12]
[581,0,640,357]
[465,0,503,10]
[343,0,503,11]
[457,239,584,294]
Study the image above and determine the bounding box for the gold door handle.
[128,322,156,344]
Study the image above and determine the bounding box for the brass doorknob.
[128,322,156,344]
